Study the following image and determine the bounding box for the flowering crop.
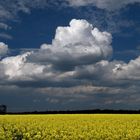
[0,114,140,139]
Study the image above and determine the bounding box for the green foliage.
[0,114,140,139]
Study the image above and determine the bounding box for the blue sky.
[0,0,140,112]
[1,2,140,61]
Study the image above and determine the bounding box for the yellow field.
[0,114,140,140]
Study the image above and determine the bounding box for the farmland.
[0,114,140,139]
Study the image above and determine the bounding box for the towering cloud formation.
[32,19,112,71]
[0,19,112,83]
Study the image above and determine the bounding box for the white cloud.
[113,56,140,80]
[37,19,112,70]
[0,42,8,57]
[1,52,45,80]
[0,19,112,85]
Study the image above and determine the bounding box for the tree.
[0,105,7,114]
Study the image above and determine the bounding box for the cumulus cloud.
[0,19,112,88]
[67,0,140,11]
[1,19,140,91]
[1,19,140,89]
[30,19,112,71]
[0,42,8,57]
[1,52,45,80]
[113,56,140,80]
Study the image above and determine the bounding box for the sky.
[0,0,140,112]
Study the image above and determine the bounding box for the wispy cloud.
[0,22,11,30]
[0,0,49,39]
[0,33,12,40]
[0,0,139,38]
[67,0,140,11]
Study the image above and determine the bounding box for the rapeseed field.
[0,114,140,140]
